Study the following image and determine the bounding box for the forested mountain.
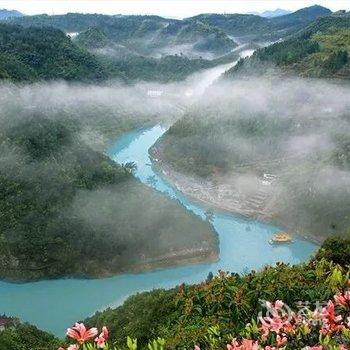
[0,81,218,280]
[271,4,331,31]
[0,23,110,81]
[0,6,335,83]
[0,22,239,83]
[188,5,331,41]
[260,9,292,18]
[226,11,350,79]
[6,13,237,57]
[0,9,23,20]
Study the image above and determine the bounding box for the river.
[0,56,317,337]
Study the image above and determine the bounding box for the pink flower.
[94,326,109,348]
[275,300,284,310]
[67,345,79,350]
[102,326,109,340]
[194,345,201,350]
[320,301,343,335]
[67,323,98,344]
[227,339,259,350]
[95,334,106,348]
[334,291,350,308]
[276,334,287,347]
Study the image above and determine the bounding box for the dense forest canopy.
[226,12,350,79]
[0,22,239,84]
[0,23,109,81]
[5,13,237,58]
[187,5,331,40]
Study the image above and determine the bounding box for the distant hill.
[188,5,331,41]
[261,9,292,18]
[271,4,331,31]
[225,11,350,79]
[7,13,237,57]
[0,9,23,20]
[5,7,331,56]
[249,9,292,18]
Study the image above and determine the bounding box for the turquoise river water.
[0,125,317,336]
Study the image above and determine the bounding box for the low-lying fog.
[163,76,350,236]
[1,61,349,238]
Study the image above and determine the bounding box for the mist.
[159,76,350,237]
[0,68,227,279]
[1,59,349,273]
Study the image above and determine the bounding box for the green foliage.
[188,13,270,37]
[188,5,331,40]
[86,289,177,348]
[315,237,350,267]
[0,115,217,280]
[256,38,320,65]
[75,27,110,49]
[103,54,215,83]
[0,321,60,350]
[0,20,237,84]
[0,23,109,81]
[86,238,350,349]
[227,13,350,79]
[8,13,236,56]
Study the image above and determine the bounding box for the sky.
[0,0,349,19]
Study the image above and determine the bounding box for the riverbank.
[149,143,323,245]
[0,246,219,283]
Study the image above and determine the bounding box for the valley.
[0,3,349,350]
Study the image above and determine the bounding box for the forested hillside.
[0,82,218,280]
[188,5,331,41]
[0,22,237,83]
[0,23,110,81]
[226,12,350,79]
[6,13,237,57]
[0,320,60,350]
[86,237,350,349]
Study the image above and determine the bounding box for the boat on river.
[269,232,294,244]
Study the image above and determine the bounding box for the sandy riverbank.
[150,145,323,245]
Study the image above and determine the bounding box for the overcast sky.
[0,0,349,19]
